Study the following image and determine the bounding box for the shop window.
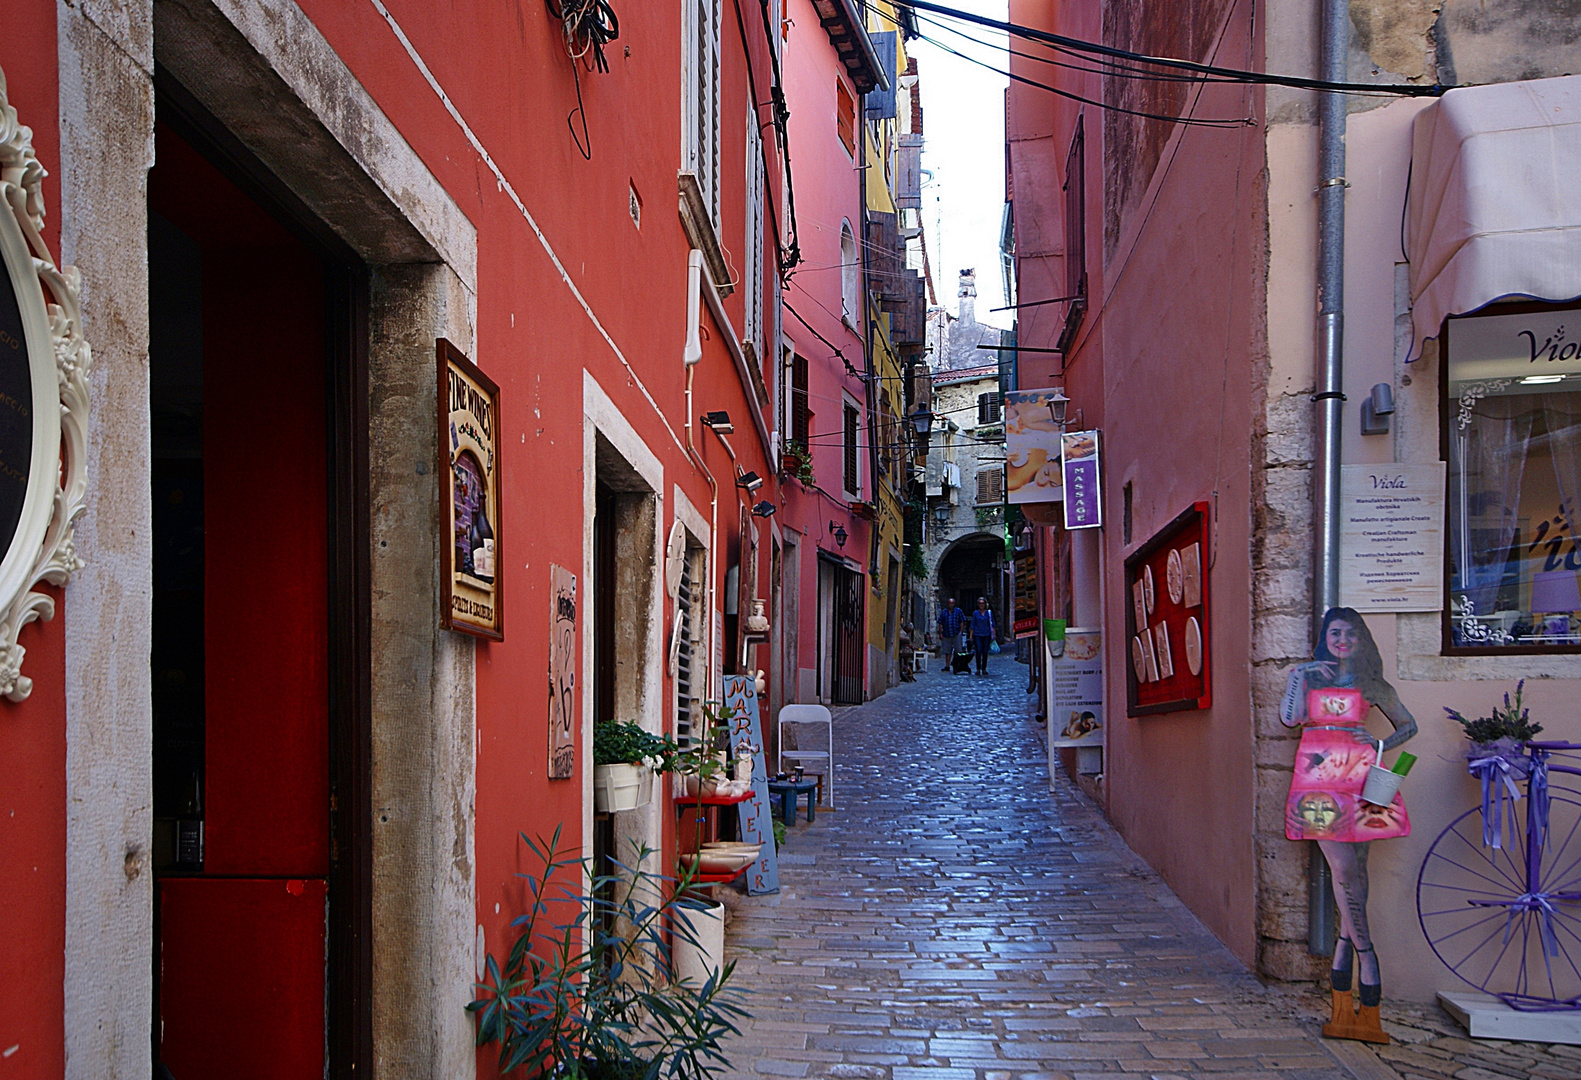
[843,401,861,498]
[1445,303,1581,652]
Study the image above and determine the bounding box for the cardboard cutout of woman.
[1280,607,1417,1043]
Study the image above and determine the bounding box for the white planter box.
[594,763,652,813]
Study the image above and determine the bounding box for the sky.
[909,1,1011,330]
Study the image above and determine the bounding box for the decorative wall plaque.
[548,563,576,779]
[438,339,503,640]
[0,68,92,701]
[1124,503,1211,716]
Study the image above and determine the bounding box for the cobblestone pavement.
[718,663,1575,1080]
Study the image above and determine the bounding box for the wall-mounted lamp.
[933,504,950,523]
[1360,382,1394,436]
[701,411,734,434]
[751,500,776,518]
[736,471,763,493]
[909,406,934,437]
[829,521,848,548]
[1047,388,1070,427]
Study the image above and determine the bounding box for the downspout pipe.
[1308,0,1347,959]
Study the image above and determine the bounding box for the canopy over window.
[1407,74,1581,360]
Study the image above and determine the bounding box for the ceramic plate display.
[1139,631,1159,682]
[1182,542,1202,608]
[1166,548,1185,605]
[1132,579,1147,632]
[1132,635,1148,681]
[1184,616,1203,676]
[1153,622,1174,679]
[1143,565,1156,615]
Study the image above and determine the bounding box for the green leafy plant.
[904,545,928,581]
[779,442,815,490]
[1445,680,1544,744]
[470,828,749,1080]
[594,720,680,769]
[772,818,786,851]
[974,505,1002,527]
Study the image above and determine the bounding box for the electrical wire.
[893,0,1446,97]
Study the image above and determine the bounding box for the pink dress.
[1284,687,1410,842]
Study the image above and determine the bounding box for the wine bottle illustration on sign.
[470,494,496,583]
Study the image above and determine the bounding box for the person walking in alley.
[970,596,996,676]
[936,597,966,675]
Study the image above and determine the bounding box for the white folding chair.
[778,704,834,808]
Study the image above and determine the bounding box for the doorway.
[148,106,367,1079]
[817,555,864,705]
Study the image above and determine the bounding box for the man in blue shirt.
[936,598,966,674]
[969,596,997,676]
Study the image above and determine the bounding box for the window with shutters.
[1058,115,1087,352]
[791,351,810,449]
[978,391,1002,426]
[836,78,856,158]
[840,222,859,327]
[843,401,861,498]
[745,99,765,358]
[976,467,1004,506]
[674,546,706,749]
[683,0,722,228]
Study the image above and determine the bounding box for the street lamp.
[828,521,848,548]
[933,504,950,523]
[909,406,934,438]
[1047,389,1069,427]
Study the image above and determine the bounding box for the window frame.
[683,0,722,229]
[842,397,862,499]
[839,221,859,328]
[1439,298,1581,656]
[745,96,765,359]
[836,77,857,159]
[1057,114,1087,354]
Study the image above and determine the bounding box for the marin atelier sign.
[439,339,503,640]
[0,71,92,701]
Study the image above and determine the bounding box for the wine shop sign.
[0,69,92,701]
[439,339,503,639]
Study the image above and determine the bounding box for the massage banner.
[1004,390,1066,504]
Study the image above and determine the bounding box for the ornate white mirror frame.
[0,66,91,702]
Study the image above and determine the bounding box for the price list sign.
[1061,430,1102,530]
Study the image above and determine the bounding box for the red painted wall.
[0,3,67,1073]
[1008,0,1265,965]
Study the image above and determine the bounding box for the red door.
[150,120,332,1080]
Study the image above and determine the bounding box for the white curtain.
[1452,396,1533,614]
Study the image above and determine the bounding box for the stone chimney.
[957,268,976,326]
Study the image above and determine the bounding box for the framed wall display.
[439,339,503,640]
[0,71,92,701]
[1124,502,1210,716]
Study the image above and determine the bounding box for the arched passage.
[933,531,1007,642]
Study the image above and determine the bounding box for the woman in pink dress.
[1280,607,1417,1010]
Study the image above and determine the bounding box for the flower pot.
[1359,764,1404,807]
[673,900,725,986]
[594,763,652,813]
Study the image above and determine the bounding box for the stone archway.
[932,530,1008,642]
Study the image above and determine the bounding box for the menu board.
[1049,628,1103,748]
[1013,551,1039,638]
[1339,463,1445,612]
[1124,503,1211,716]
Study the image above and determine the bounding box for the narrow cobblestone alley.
[718,666,1575,1080]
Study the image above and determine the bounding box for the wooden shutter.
[843,403,859,496]
[978,392,1002,426]
[977,468,1003,505]
[836,79,856,157]
[791,353,809,447]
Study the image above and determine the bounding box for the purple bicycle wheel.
[1417,790,1581,1010]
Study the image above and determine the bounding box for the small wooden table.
[767,778,819,824]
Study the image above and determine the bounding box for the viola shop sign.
[1339,462,1446,612]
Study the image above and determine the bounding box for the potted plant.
[779,441,814,489]
[593,720,676,813]
[1446,681,1543,847]
[470,829,748,1080]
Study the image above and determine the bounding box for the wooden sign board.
[722,675,780,895]
[548,564,577,778]
[439,339,503,639]
[1124,502,1211,716]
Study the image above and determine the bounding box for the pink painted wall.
[1009,0,1266,966]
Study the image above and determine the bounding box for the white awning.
[1406,74,1581,360]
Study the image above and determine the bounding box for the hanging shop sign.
[1125,503,1211,716]
[1013,550,1039,638]
[1339,462,1446,612]
[439,339,504,639]
[1061,430,1102,529]
[1005,390,1067,504]
[0,71,92,701]
[548,564,577,779]
[722,675,781,895]
[1049,628,1103,748]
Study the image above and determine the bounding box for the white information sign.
[1049,629,1103,748]
[1340,462,1447,612]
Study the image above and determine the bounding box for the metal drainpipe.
[1308,0,1348,959]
